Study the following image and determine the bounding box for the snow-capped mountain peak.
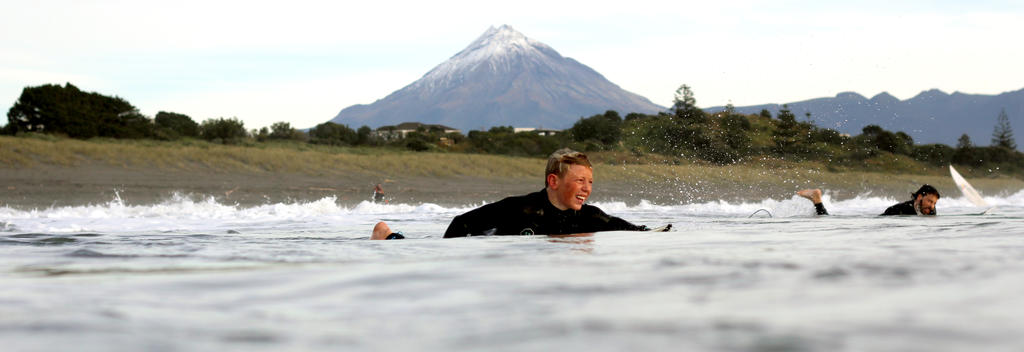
[460,24,552,59]
[331,25,664,131]
[416,25,560,89]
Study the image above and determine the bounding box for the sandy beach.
[3,154,1022,209]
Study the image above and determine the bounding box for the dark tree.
[772,105,800,153]
[254,127,270,141]
[912,144,954,166]
[268,121,302,140]
[672,84,706,122]
[155,111,199,138]
[633,114,711,159]
[809,128,845,145]
[199,117,247,144]
[624,112,647,121]
[893,131,915,155]
[6,83,148,139]
[721,113,751,131]
[672,85,696,112]
[957,134,973,149]
[110,111,156,139]
[570,110,622,147]
[403,132,432,151]
[759,109,772,119]
[861,124,885,137]
[356,125,373,145]
[489,126,515,134]
[720,112,751,154]
[991,108,1016,150]
[858,125,912,155]
[309,122,357,145]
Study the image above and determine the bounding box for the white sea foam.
[3,190,1021,234]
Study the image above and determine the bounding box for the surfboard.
[649,224,673,232]
[949,165,993,213]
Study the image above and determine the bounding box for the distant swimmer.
[373,183,386,204]
[371,148,667,240]
[797,185,940,216]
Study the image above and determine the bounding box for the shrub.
[199,117,247,144]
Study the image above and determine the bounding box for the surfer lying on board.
[370,148,664,240]
[796,185,941,216]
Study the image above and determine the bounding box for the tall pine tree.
[991,108,1016,150]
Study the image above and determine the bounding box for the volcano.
[330,25,664,131]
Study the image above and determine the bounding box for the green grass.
[3,135,1021,199]
[0,135,543,179]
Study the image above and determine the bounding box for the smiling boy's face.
[547,164,592,211]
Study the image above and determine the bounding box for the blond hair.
[545,148,591,185]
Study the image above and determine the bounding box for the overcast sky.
[2,0,1022,129]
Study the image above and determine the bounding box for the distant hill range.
[330,25,1021,148]
[330,25,664,131]
[707,88,1024,147]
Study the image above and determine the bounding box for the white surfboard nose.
[950,165,990,207]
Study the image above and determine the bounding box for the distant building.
[375,122,461,141]
[513,127,561,136]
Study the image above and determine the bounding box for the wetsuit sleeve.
[443,200,508,238]
[587,206,648,232]
[814,203,829,216]
[606,216,649,231]
[881,201,915,216]
[881,205,898,216]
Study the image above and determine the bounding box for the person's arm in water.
[881,200,917,216]
[443,198,516,238]
[586,206,650,231]
[797,189,829,215]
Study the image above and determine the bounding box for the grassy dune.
[1,135,542,178]
[3,135,1022,205]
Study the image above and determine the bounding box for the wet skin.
[546,164,592,211]
[916,193,939,215]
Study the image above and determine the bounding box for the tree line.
[562,85,1021,173]
[4,82,1021,174]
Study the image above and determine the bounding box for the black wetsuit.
[812,199,934,216]
[882,200,933,216]
[813,203,829,215]
[443,189,648,238]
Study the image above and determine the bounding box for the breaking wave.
[2,190,1021,234]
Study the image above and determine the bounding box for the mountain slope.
[330,25,664,131]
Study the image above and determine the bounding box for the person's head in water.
[912,184,940,215]
[545,148,593,211]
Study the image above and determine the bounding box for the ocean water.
[2,191,1024,352]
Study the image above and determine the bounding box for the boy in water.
[797,185,940,216]
[371,148,660,239]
